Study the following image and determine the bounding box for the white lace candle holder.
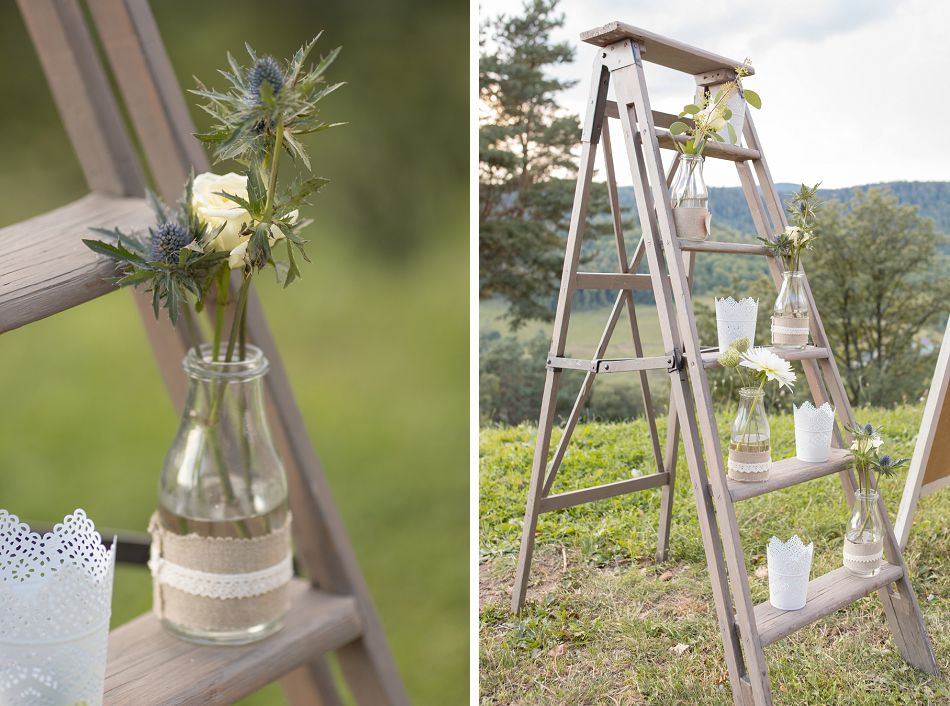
[715,297,757,352]
[794,401,835,463]
[767,535,813,611]
[0,509,116,706]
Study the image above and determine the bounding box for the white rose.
[192,172,251,252]
[228,209,298,270]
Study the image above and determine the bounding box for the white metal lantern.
[0,509,116,706]
[715,296,758,351]
[794,401,835,463]
[766,535,813,611]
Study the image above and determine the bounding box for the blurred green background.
[0,2,467,704]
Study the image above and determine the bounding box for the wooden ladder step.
[678,240,770,256]
[0,193,153,334]
[580,21,752,77]
[548,355,670,373]
[656,128,760,162]
[728,448,851,502]
[104,579,362,705]
[753,563,904,646]
[575,271,652,290]
[702,345,828,368]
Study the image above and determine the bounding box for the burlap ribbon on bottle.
[727,448,771,482]
[149,513,292,632]
[673,207,711,241]
[771,315,810,346]
[843,538,884,573]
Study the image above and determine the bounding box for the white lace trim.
[149,554,293,600]
[843,549,883,563]
[715,297,758,321]
[728,459,771,474]
[771,323,809,335]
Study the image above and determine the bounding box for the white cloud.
[479,0,948,187]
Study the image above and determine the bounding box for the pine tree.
[478,0,582,327]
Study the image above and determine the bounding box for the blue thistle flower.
[150,222,192,264]
[879,454,892,466]
[863,423,874,435]
[247,57,284,102]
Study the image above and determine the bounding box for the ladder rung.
[678,240,770,256]
[580,21,752,77]
[540,472,669,512]
[0,193,153,334]
[548,356,670,373]
[728,448,851,502]
[702,346,828,368]
[575,272,652,290]
[104,579,362,704]
[656,129,760,162]
[753,563,904,647]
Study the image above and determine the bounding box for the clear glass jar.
[844,489,884,577]
[727,387,770,482]
[155,344,290,645]
[772,271,810,350]
[670,154,709,241]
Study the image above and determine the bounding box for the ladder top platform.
[580,22,753,77]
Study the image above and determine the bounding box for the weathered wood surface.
[580,21,752,76]
[728,448,851,502]
[104,580,361,705]
[0,194,152,333]
[656,128,759,161]
[753,564,903,646]
[702,346,828,369]
[574,271,651,290]
[678,240,770,256]
[539,472,669,512]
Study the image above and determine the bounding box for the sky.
[479,0,949,188]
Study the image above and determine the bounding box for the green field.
[479,407,950,704]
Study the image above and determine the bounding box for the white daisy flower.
[739,347,797,390]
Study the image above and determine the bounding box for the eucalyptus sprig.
[668,62,760,156]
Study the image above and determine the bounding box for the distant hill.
[617,181,950,236]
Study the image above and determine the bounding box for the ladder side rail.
[608,43,754,705]
[733,161,844,448]
[610,39,771,704]
[16,0,146,197]
[601,126,665,478]
[511,58,610,612]
[744,114,938,674]
[656,250,694,563]
[86,0,209,204]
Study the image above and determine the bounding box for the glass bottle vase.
[843,489,884,577]
[670,153,709,241]
[152,344,292,645]
[727,387,770,482]
[771,270,809,349]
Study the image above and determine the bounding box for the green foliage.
[479,1,587,327]
[808,188,950,406]
[191,35,344,168]
[480,407,950,705]
[758,182,821,271]
[81,179,227,324]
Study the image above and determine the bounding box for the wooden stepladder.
[2,1,408,704]
[511,22,938,705]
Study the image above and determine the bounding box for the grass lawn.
[479,405,950,704]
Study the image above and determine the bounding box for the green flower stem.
[263,117,285,222]
[225,273,252,363]
[739,379,766,448]
[213,266,229,362]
